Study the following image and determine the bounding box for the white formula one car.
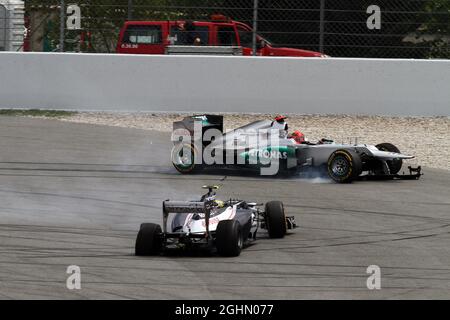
[135,186,297,257]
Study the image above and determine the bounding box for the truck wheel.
[376,143,402,174]
[216,220,243,257]
[265,201,287,238]
[135,223,162,256]
[171,143,201,174]
[327,149,362,183]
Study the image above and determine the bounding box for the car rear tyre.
[265,201,287,238]
[135,223,162,256]
[376,143,402,174]
[327,149,362,183]
[216,220,243,257]
[171,143,201,174]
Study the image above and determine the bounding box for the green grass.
[0,109,77,117]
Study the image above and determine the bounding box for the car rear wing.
[172,115,224,144]
[162,200,213,236]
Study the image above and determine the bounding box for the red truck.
[116,15,326,57]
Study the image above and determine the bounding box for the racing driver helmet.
[214,200,225,208]
[289,130,305,144]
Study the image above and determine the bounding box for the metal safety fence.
[1,0,449,58]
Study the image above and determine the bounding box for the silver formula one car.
[171,115,422,183]
[135,186,296,257]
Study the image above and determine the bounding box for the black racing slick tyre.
[171,143,201,174]
[135,223,162,256]
[327,149,362,183]
[376,143,403,175]
[216,220,243,257]
[265,201,287,238]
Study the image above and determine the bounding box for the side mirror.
[258,39,266,49]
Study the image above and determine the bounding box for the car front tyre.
[265,201,287,238]
[376,143,403,174]
[327,149,362,183]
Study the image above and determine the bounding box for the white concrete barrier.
[0,52,449,116]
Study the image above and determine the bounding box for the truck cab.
[116,16,326,57]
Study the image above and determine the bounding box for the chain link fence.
[14,0,450,58]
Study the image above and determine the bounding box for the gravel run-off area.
[32,112,450,171]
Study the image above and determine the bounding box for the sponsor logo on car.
[248,149,288,160]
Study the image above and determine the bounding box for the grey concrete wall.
[1,52,449,116]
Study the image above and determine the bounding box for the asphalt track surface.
[0,117,449,299]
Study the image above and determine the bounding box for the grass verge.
[0,109,77,117]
